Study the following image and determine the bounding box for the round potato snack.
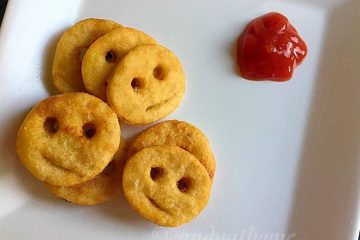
[16,93,121,186]
[52,18,121,93]
[123,145,211,227]
[82,27,157,100]
[128,120,216,180]
[107,45,186,125]
[48,138,127,205]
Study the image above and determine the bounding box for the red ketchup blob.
[237,12,307,81]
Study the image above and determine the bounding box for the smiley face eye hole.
[102,161,116,176]
[44,117,58,134]
[177,177,191,193]
[153,65,165,80]
[105,50,116,63]
[82,123,96,139]
[150,167,164,180]
[131,78,144,92]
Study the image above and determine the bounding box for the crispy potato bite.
[123,145,211,227]
[16,93,120,186]
[108,45,185,125]
[52,18,121,93]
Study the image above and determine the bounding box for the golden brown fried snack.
[107,45,185,125]
[82,27,157,100]
[48,138,127,205]
[16,93,120,186]
[52,18,121,93]
[128,120,216,180]
[123,145,211,227]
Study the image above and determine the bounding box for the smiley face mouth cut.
[41,153,82,176]
[145,93,178,112]
[146,195,170,214]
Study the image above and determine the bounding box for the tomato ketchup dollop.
[237,12,307,81]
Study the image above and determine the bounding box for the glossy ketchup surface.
[237,12,307,81]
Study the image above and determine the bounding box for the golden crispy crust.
[123,145,211,227]
[48,138,127,205]
[128,120,216,180]
[82,27,157,101]
[107,45,185,125]
[52,18,121,93]
[16,93,120,186]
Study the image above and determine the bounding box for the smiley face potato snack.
[52,18,121,93]
[16,93,120,186]
[123,145,211,227]
[107,44,185,125]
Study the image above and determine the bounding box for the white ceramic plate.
[0,0,359,239]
